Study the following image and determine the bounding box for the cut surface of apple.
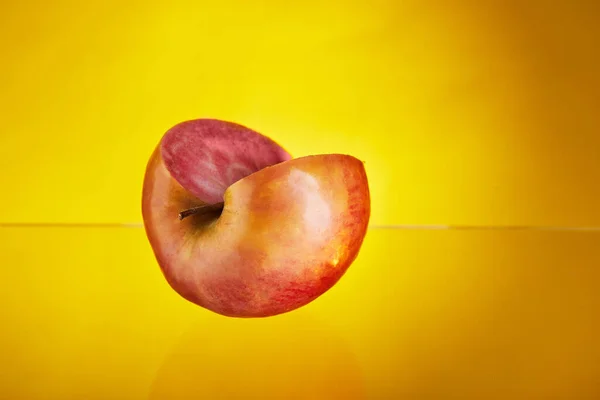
[142,119,370,317]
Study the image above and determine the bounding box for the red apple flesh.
[142,119,370,317]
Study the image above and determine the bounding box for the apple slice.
[142,119,370,317]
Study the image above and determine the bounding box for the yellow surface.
[1,0,599,226]
[1,227,599,399]
[2,1,600,399]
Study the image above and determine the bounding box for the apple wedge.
[142,119,370,317]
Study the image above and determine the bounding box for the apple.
[142,119,370,317]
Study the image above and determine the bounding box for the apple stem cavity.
[179,202,225,221]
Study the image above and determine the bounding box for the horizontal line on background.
[0,223,145,228]
[0,223,599,231]
[369,225,600,231]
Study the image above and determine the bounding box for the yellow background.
[1,0,599,399]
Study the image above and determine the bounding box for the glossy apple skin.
[142,141,370,318]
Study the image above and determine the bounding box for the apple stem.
[179,202,225,220]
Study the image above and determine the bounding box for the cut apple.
[142,119,370,317]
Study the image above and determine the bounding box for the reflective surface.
[1,227,598,399]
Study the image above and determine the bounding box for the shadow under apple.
[148,311,365,400]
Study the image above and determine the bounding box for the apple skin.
[142,119,370,318]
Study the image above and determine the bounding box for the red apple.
[142,119,370,317]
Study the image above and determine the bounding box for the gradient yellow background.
[1,0,599,399]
